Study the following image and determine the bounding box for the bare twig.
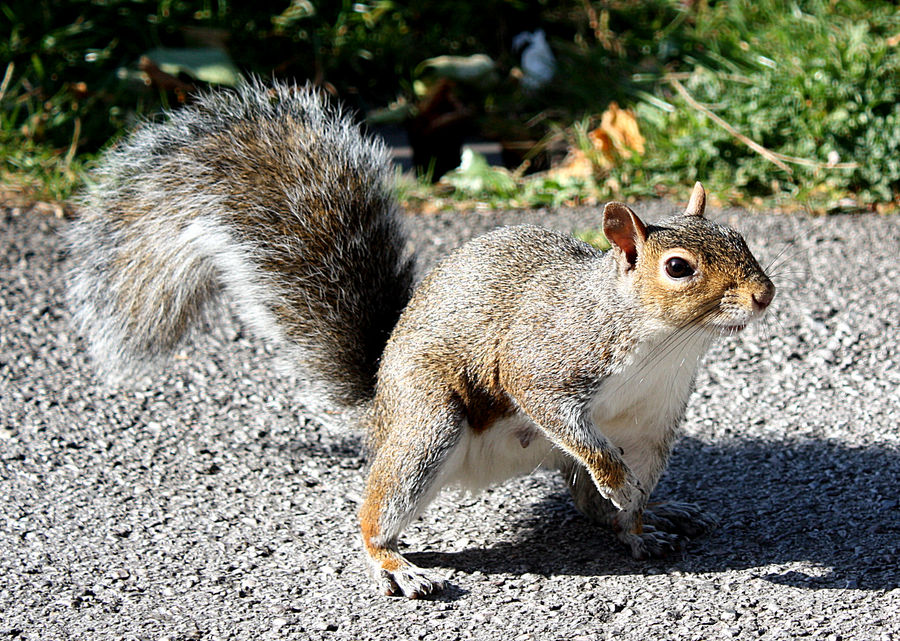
[0,62,14,103]
[667,76,859,173]
[582,0,602,41]
[64,116,82,169]
[582,0,623,55]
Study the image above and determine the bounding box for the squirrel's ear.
[603,202,647,269]
[684,182,707,217]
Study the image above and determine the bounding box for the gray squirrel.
[68,80,775,598]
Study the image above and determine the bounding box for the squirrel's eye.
[665,256,694,279]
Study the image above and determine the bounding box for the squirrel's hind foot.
[619,526,685,560]
[377,565,447,599]
[369,552,447,599]
[617,501,718,560]
[643,501,719,539]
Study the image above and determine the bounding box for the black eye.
[665,256,694,279]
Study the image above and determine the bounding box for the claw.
[643,501,718,539]
[622,529,685,560]
[617,500,715,559]
[375,563,447,599]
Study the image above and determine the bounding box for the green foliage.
[3,0,900,210]
[0,131,89,203]
[442,148,518,199]
[402,148,614,211]
[574,228,610,251]
[240,1,535,107]
[3,1,166,152]
[1,0,224,199]
[0,0,537,200]
[629,0,900,207]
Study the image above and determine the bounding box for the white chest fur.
[589,331,712,483]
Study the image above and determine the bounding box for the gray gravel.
[1,200,899,641]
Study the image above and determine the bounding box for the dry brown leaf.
[543,102,644,182]
[546,149,596,181]
[599,102,645,157]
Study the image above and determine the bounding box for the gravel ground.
[1,200,899,641]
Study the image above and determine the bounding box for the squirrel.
[67,80,775,598]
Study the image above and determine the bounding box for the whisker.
[769,276,806,289]
[763,217,831,289]
[756,314,772,346]
[616,323,700,388]
[763,215,827,269]
[767,251,812,283]
[765,238,800,273]
[769,276,807,287]
[766,316,779,346]
[663,323,708,403]
[763,305,790,337]
[768,265,809,275]
[769,268,810,279]
[769,266,810,281]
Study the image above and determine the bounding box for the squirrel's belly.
[444,413,559,491]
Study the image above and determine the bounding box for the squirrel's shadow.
[406,437,900,593]
[279,425,899,593]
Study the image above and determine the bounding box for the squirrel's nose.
[752,281,776,310]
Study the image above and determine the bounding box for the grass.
[3,1,900,213]
[631,0,900,212]
[0,139,89,207]
[403,0,900,214]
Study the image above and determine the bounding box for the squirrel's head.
[602,182,775,337]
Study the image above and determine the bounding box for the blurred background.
[1,0,898,213]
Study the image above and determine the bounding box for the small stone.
[107,568,130,580]
[238,578,258,596]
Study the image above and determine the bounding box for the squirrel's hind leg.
[359,397,465,598]
[560,459,686,560]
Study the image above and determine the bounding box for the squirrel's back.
[68,80,414,411]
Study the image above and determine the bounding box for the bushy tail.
[68,79,415,412]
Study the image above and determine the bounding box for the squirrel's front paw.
[597,469,645,512]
